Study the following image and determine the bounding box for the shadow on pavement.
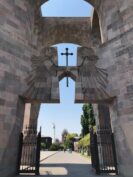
[18,163,119,177]
[39,163,115,177]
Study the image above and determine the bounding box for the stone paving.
[40,151,58,161]
[17,151,122,177]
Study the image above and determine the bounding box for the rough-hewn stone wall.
[95,1,133,176]
[0,1,36,176]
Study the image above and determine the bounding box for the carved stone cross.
[61,48,73,87]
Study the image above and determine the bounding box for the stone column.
[23,103,31,130]
[29,103,40,129]
[0,1,36,177]
[23,103,40,131]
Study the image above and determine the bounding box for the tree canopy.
[78,133,90,149]
[64,133,78,150]
[80,104,95,137]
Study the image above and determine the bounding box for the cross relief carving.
[23,47,109,103]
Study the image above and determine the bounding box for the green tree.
[41,142,46,150]
[64,139,73,149]
[89,104,95,126]
[50,142,63,151]
[78,134,90,149]
[64,133,78,150]
[81,104,95,137]
[66,133,78,140]
[78,134,90,156]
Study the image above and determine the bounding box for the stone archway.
[35,0,102,49]
[19,43,118,175]
[0,1,133,177]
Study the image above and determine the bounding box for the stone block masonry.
[0,1,36,177]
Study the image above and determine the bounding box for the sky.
[38,0,93,141]
[41,0,93,17]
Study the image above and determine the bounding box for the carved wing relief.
[24,47,58,102]
[77,47,109,102]
[23,46,109,103]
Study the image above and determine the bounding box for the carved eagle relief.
[24,47,58,102]
[77,47,109,102]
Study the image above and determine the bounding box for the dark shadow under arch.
[91,10,102,46]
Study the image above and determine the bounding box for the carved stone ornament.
[76,47,110,102]
[23,47,58,102]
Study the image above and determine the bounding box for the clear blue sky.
[38,1,93,141]
[41,0,93,17]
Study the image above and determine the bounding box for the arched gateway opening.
[18,1,118,176]
[20,40,117,176]
[0,0,133,177]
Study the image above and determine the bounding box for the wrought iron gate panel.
[17,126,41,175]
[90,129,100,174]
[90,128,118,175]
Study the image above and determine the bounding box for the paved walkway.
[17,151,121,177]
[40,151,58,161]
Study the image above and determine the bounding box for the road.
[17,151,121,177]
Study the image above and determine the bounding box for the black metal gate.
[16,126,41,175]
[90,128,118,175]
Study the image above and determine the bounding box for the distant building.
[41,136,52,149]
[61,129,68,143]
